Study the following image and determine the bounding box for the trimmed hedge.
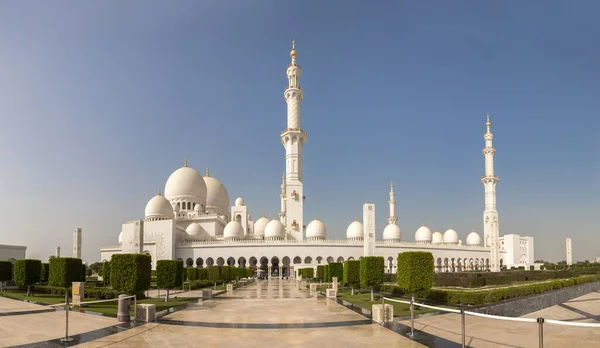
[433,270,578,288]
[397,252,434,296]
[157,260,184,290]
[186,267,197,281]
[343,260,360,287]
[49,257,83,288]
[208,266,221,282]
[317,265,325,281]
[101,260,111,286]
[110,254,152,296]
[14,259,42,289]
[40,263,50,283]
[81,264,88,282]
[245,268,254,278]
[221,266,232,281]
[360,256,384,290]
[299,268,314,279]
[198,268,208,280]
[324,265,330,282]
[329,262,344,282]
[0,261,13,284]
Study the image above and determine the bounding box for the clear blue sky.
[0,1,598,263]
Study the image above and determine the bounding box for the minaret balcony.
[280,128,307,136]
[480,175,499,183]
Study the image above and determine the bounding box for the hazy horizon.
[0,1,598,264]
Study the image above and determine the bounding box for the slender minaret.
[73,228,82,259]
[481,113,500,272]
[281,40,307,241]
[279,173,286,225]
[566,238,573,265]
[388,182,397,224]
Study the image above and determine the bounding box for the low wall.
[473,280,600,317]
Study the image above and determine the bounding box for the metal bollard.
[60,292,73,342]
[117,294,131,322]
[408,294,415,338]
[461,309,466,348]
[537,317,544,348]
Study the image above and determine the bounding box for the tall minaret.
[481,113,500,272]
[388,182,398,224]
[279,173,287,225]
[281,40,307,241]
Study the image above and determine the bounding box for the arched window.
[304,256,312,264]
[196,258,204,267]
[186,258,193,267]
[293,256,301,264]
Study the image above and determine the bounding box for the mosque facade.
[100,42,535,276]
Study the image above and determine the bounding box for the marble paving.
[395,290,600,348]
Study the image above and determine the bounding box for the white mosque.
[100,42,535,276]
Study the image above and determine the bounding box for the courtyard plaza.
[0,279,423,348]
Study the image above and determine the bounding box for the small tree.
[110,254,152,296]
[157,260,183,302]
[186,267,197,281]
[360,256,384,301]
[397,252,434,301]
[198,268,208,280]
[316,265,325,281]
[0,261,12,292]
[14,259,42,296]
[343,260,361,294]
[329,262,344,282]
[324,264,330,282]
[49,257,82,342]
[40,263,50,283]
[208,266,221,283]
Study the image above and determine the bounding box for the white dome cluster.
[346,220,363,240]
[253,216,270,239]
[412,225,481,247]
[306,218,326,240]
[382,224,401,242]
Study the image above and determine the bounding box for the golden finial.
[354,218,358,222]
[157,188,162,196]
[391,181,394,188]
[183,158,188,167]
[315,216,318,221]
[486,112,491,127]
[205,167,209,176]
[290,39,297,58]
[263,211,266,218]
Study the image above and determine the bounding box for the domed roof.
[118,231,123,244]
[346,220,364,240]
[253,216,270,238]
[186,222,209,240]
[164,164,207,205]
[466,230,481,246]
[306,218,326,240]
[235,197,245,206]
[432,231,443,244]
[203,172,230,213]
[443,228,459,244]
[415,225,432,242]
[145,193,174,219]
[224,221,244,239]
[383,224,401,241]
[265,219,285,239]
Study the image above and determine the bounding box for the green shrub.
[186,267,197,281]
[110,254,152,296]
[397,252,434,297]
[198,268,208,280]
[324,264,330,282]
[81,264,88,282]
[360,256,384,291]
[304,267,314,278]
[245,268,253,278]
[221,266,232,281]
[14,259,42,296]
[49,257,83,289]
[329,263,344,282]
[157,260,183,301]
[343,260,360,287]
[208,266,221,282]
[40,263,50,283]
[100,260,111,286]
[0,261,13,292]
[317,265,325,281]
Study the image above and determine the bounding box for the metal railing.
[383,296,600,348]
[50,294,137,342]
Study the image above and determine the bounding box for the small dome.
[265,219,285,240]
[194,204,201,212]
[204,175,230,214]
[383,224,401,241]
[432,231,443,244]
[118,231,123,244]
[346,220,364,240]
[415,225,432,243]
[443,228,459,244]
[253,216,270,238]
[186,222,209,241]
[235,197,245,206]
[224,221,244,240]
[145,194,174,220]
[306,218,326,240]
[164,165,207,206]
[466,230,481,246]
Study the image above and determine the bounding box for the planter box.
[202,289,213,299]
[136,304,156,322]
[372,304,394,323]
[326,289,337,299]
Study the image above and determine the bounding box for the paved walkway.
[395,291,600,348]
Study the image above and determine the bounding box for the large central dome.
[164,164,207,207]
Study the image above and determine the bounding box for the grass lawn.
[317,286,441,317]
[0,290,68,305]
[74,297,198,317]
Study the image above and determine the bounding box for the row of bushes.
[298,268,314,278]
[35,285,121,300]
[433,270,578,288]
